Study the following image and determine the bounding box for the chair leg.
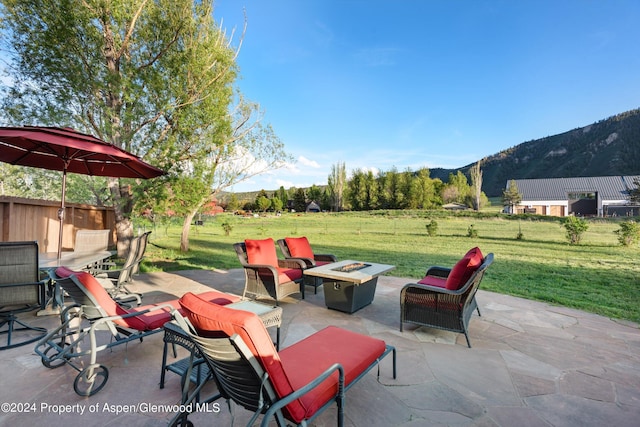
[463,330,472,348]
[1,315,47,350]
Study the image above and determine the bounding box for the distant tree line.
[226,165,489,213]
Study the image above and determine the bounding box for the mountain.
[227,108,640,200]
[433,108,640,197]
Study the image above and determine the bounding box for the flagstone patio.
[1,268,639,426]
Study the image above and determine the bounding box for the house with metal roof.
[505,176,640,217]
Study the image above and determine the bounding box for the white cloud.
[298,156,321,168]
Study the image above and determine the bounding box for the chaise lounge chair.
[400,247,494,347]
[92,233,143,305]
[35,266,240,396]
[172,291,396,426]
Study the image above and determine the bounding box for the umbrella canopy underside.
[0,126,164,179]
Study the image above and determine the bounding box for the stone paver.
[1,268,639,426]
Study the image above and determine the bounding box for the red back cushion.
[55,266,148,330]
[284,237,314,259]
[179,292,297,406]
[444,247,483,290]
[245,238,278,266]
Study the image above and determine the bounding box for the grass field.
[140,210,640,324]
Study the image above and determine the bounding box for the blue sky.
[215,0,640,193]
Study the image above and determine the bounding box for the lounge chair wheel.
[74,365,109,396]
[41,344,69,369]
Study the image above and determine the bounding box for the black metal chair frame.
[0,241,48,350]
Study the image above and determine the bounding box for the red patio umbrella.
[0,126,165,258]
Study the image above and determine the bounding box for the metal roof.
[508,176,640,201]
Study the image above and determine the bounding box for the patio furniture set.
[0,232,493,426]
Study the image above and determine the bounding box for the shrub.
[467,224,478,238]
[425,220,438,237]
[614,220,640,246]
[221,220,233,236]
[563,216,588,244]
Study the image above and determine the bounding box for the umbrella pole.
[57,169,67,259]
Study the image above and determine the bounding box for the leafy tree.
[363,170,380,210]
[256,195,271,212]
[319,187,332,211]
[415,168,436,208]
[0,0,288,253]
[292,188,306,212]
[347,169,365,211]
[502,179,523,213]
[443,171,470,205]
[277,186,288,208]
[270,196,283,212]
[328,162,346,212]
[306,184,322,203]
[470,161,483,211]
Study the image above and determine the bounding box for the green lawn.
[141,211,640,324]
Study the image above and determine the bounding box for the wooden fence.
[0,196,116,254]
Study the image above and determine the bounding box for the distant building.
[505,176,640,217]
[443,203,468,211]
[305,201,321,213]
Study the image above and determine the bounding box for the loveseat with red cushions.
[174,291,396,426]
[400,248,494,347]
[277,236,338,294]
[234,238,307,303]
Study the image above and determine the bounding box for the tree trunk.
[107,177,134,257]
[180,210,198,252]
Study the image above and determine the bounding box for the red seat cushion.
[284,237,314,259]
[277,267,303,283]
[245,238,278,267]
[443,247,483,290]
[417,275,447,288]
[279,326,386,422]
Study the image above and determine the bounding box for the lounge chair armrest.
[278,259,306,269]
[260,363,345,427]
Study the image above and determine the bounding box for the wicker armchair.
[277,237,337,294]
[0,241,47,350]
[234,238,306,304]
[400,250,493,348]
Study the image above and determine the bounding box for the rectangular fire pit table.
[304,260,395,314]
